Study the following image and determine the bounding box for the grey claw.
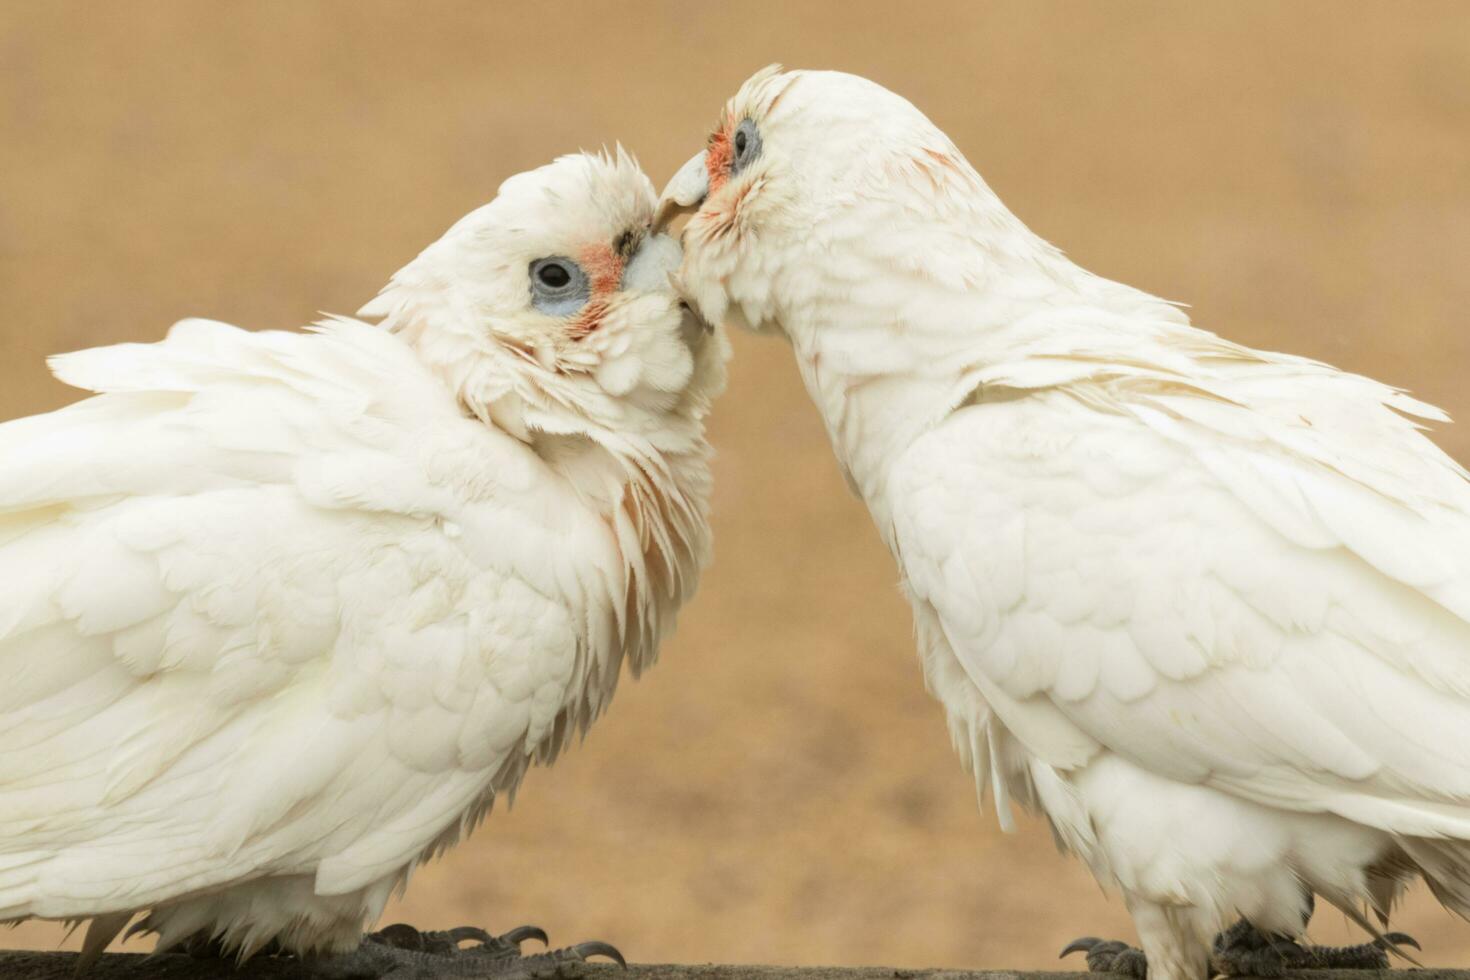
[1380,932,1421,951]
[371,923,425,949]
[570,941,626,968]
[445,926,497,946]
[1061,938,1102,958]
[503,925,550,948]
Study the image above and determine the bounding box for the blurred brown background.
[3,0,1469,970]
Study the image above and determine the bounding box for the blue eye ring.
[529,256,590,317]
[732,118,762,175]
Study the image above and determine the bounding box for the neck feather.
[779,240,1199,508]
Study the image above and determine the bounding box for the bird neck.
[545,427,713,671]
[787,317,980,515]
[782,259,1195,517]
[392,312,715,668]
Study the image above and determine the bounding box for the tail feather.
[1402,836,1470,919]
[78,912,133,973]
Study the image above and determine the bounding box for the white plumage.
[663,66,1470,980]
[1,150,725,962]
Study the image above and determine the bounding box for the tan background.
[3,1,1469,970]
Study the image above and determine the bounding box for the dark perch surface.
[2,954,1467,980]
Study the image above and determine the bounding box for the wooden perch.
[1,953,1464,980]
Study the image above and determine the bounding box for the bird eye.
[529,256,590,317]
[537,262,570,288]
[731,118,761,175]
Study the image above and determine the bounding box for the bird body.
[664,67,1470,979]
[1,151,725,960]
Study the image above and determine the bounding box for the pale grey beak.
[621,233,683,292]
[623,231,711,337]
[653,152,709,234]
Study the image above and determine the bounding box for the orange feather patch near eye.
[581,243,625,296]
[568,243,625,339]
[706,125,733,196]
[568,298,610,340]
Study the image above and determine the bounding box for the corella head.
[656,67,1058,342]
[365,149,722,447]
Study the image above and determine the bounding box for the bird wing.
[889,357,1470,847]
[0,319,622,928]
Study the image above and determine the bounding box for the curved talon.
[371,923,425,950]
[503,925,551,948]
[570,940,627,968]
[445,926,498,947]
[1061,937,1102,958]
[1379,931,1421,951]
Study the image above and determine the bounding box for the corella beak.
[622,232,712,337]
[621,233,683,292]
[653,152,709,234]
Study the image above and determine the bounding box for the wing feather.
[0,319,621,920]
[892,368,1470,840]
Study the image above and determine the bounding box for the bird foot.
[1061,937,1149,978]
[1208,918,1310,979]
[1300,934,1421,970]
[309,922,625,980]
[1062,921,1420,979]
[1211,917,1419,976]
